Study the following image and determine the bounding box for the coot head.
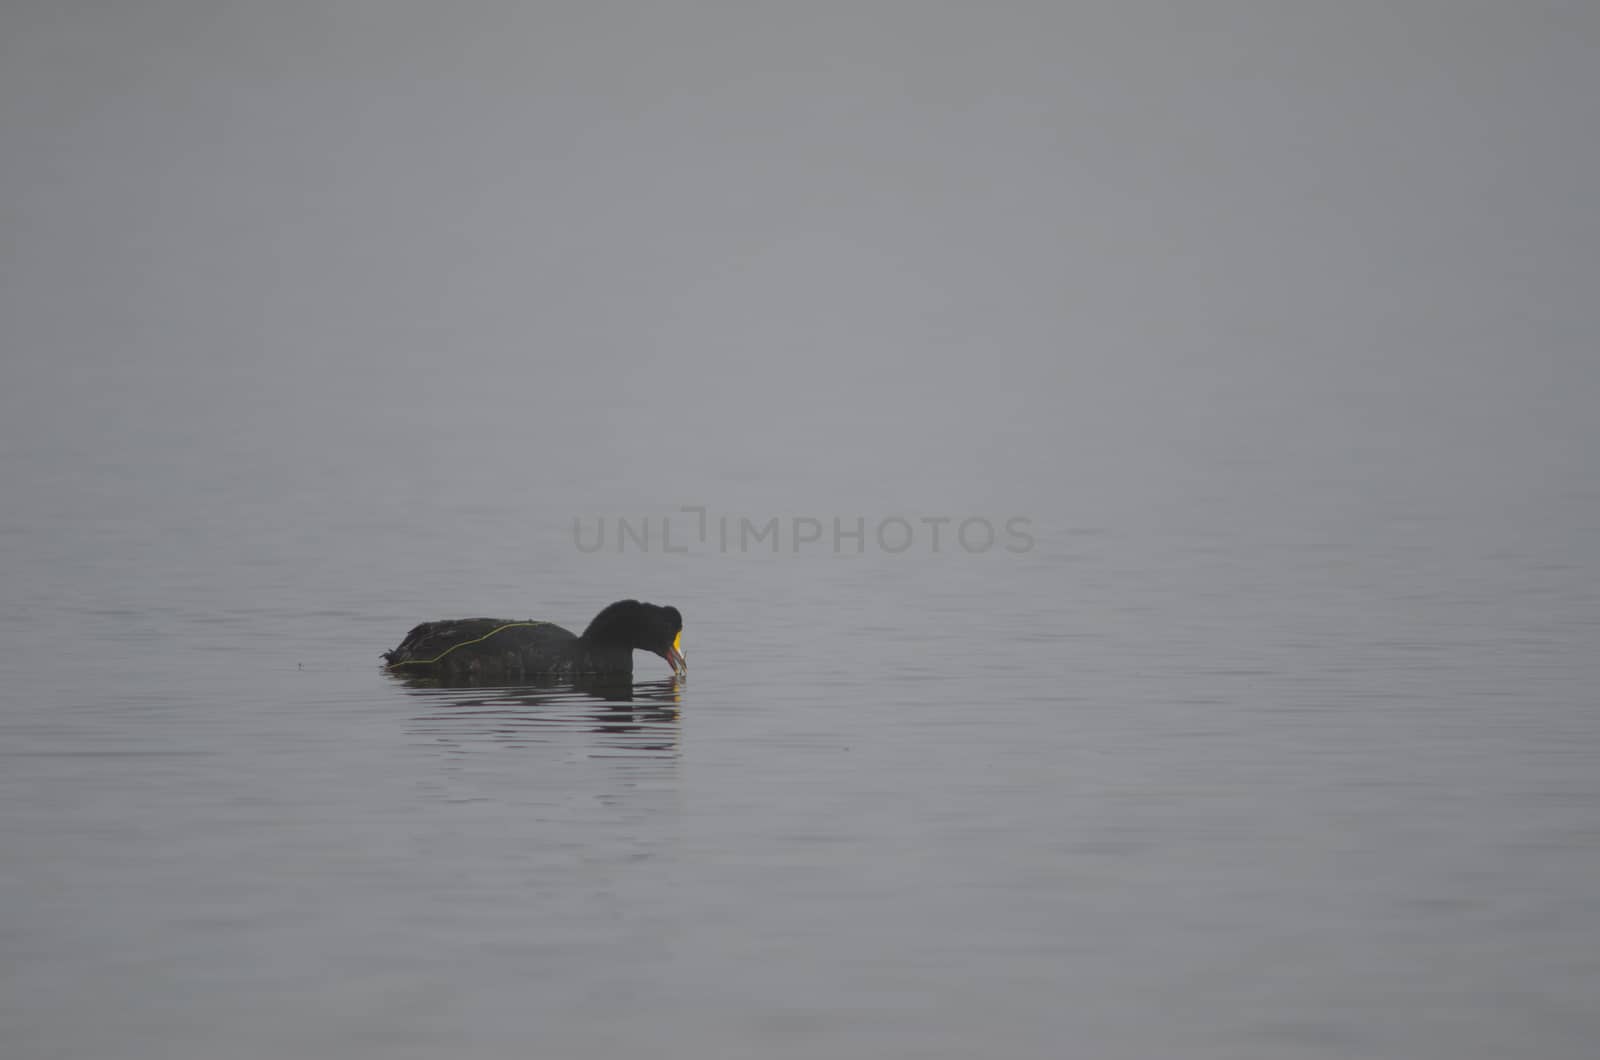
[582,600,685,677]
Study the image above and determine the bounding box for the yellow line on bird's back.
[387,622,550,668]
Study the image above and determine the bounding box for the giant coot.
[383,600,684,682]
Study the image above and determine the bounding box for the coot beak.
[661,631,686,677]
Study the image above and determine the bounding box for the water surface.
[2,431,1596,1059]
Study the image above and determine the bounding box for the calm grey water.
[2,384,1597,1060]
[4,4,1600,1058]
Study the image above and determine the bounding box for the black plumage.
[382,600,684,682]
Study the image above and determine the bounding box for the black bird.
[382,600,684,682]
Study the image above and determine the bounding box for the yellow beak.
[664,631,686,677]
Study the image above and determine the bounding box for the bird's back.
[382,618,579,679]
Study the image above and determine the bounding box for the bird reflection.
[396,673,681,755]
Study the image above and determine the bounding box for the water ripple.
[399,677,681,757]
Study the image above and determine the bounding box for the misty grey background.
[2,2,1597,1058]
